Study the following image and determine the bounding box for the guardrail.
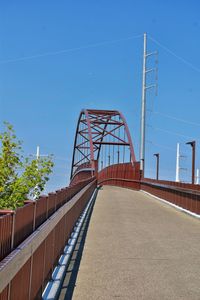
[98,162,141,190]
[141,179,200,215]
[0,178,96,300]
[0,177,94,263]
[1,168,200,299]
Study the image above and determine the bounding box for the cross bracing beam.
[70,109,136,179]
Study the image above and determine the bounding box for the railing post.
[33,201,37,231]
[46,196,49,219]
[42,239,47,292]
[28,253,34,300]
[27,201,37,300]
[11,211,16,251]
[54,192,57,212]
[8,211,16,300]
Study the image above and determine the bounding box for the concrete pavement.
[71,186,200,300]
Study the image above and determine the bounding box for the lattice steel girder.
[93,141,130,146]
[70,109,136,179]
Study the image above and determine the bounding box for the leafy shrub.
[0,122,54,209]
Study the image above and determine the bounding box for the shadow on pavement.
[58,190,98,300]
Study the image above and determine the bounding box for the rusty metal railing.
[141,180,200,215]
[98,163,200,215]
[0,178,96,300]
[0,177,94,263]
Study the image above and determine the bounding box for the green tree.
[0,122,54,209]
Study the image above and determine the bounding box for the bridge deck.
[69,186,200,300]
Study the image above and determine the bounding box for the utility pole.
[186,140,196,184]
[196,168,200,184]
[140,32,158,177]
[117,150,120,164]
[108,155,111,166]
[154,153,160,180]
[34,146,40,200]
[33,146,49,199]
[175,143,180,182]
[140,33,147,176]
[36,146,40,160]
[176,143,188,182]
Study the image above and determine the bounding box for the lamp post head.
[154,153,159,158]
[186,140,195,147]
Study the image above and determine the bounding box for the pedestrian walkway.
[65,186,200,300]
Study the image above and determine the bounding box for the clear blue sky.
[1,1,200,192]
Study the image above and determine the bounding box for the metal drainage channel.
[42,188,97,300]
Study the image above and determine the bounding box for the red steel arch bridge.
[0,109,200,300]
[70,109,137,184]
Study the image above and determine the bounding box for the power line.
[149,35,200,74]
[0,34,142,65]
[146,140,174,151]
[148,124,200,141]
[153,111,200,127]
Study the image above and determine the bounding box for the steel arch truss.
[70,109,136,179]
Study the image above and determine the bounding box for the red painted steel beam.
[70,109,137,180]
[94,141,130,146]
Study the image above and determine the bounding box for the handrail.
[0,177,95,262]
[141,180,200,197]
[0,180,96,294]
[99,176,200,198]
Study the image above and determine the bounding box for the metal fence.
[0,177,94,263]
[1,164,200,299]
[98,162,141,190]
[98,162,200,215]
[141,178,200,215]
[0,178,96,300]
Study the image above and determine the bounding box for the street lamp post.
[154,153,160,180]
[186,141,196,184]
